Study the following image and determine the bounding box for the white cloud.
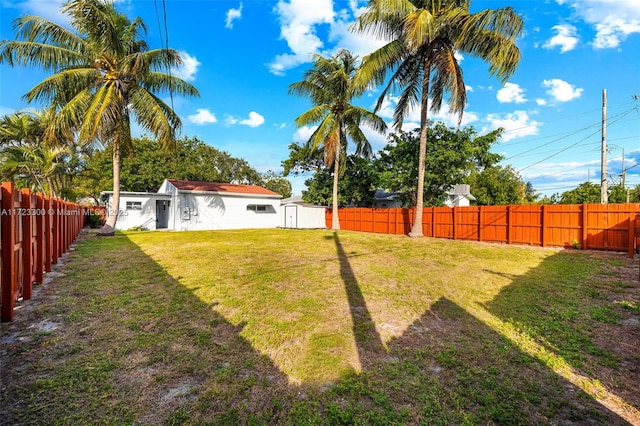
[497,82,527,104]
[293,125,316,143]
[225,3,243,29]
[377,95,479,130]
[267,0,334,75]
[240,111,265,127]
[541,78,583,102]
[543,24,579,53]
[226,112,265,127]
[560,0,640,49]
[171,52,201,82]
[268,0,389,75]
[188,108,217,125]
[8,0,69,25]
[484,111,542,142]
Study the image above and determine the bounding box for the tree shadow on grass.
[0,233,635,424]
[483,249,640,420]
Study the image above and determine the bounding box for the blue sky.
[1,0,639,197]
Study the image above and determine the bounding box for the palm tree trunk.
[409,63,430,237]
[100,144,120,235]
[331,147,341,230]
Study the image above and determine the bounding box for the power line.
[154,0,174,110]
[516,108,636,173]
[497,100,639,139]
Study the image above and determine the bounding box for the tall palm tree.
[0,0,199,234]
[289,49,386,230]
[354,0,522,237]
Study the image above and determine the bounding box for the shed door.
[284,205,297,228]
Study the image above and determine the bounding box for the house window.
[126,201,142,210]
[247,204,273,213]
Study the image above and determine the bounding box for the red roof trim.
[167,179,280,197]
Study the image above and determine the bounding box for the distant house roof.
[374,189,400,201]
[281,195,326,208]
[167,179,281,197]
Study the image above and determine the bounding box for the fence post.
[453,207,457,240]
[20,188,34,300]
[507,205,512,245]
[582,204,589,251]
[35,193,45,283]
[628,213,635,259]
[478,206,483,242]
[430,207,434,238]
[1,182,17,322]
[541,205,546,247]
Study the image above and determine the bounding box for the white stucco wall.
[172,193,281,231]
[106,194,170,230]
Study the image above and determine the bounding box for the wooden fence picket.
[327,204,640,256]
[1,184,86,322]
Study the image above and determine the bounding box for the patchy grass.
[1,229,639,425]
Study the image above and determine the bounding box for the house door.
[156,200,170,229]
[284,205,297,228]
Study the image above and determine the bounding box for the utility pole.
[621,148,626,189]
[601,89,608,204]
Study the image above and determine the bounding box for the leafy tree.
[465,165,526,205]
[354,0,522,236]
[628,184,640,203]
[302,155,379,207]
[289,49,386,230]
[608,184,628,204]
[281,142,325,177]
[538,193,561,205]
[559,181,601,204]
[260,170,292,198]
[375,124,503,207]
[0,0,199,234]
[76,136,263,198]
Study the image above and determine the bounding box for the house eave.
[176,189,282,199]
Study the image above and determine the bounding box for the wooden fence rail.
[327,204,640,256]
[1,182,85,322]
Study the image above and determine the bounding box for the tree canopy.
[76,136,274,200]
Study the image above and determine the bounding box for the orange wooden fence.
[1,182,86,322]
[327,204,640,255]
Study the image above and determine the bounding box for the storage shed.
[280,195,327,229]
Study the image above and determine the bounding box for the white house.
[102,179,282,231]
[444,184,476,207]
[280,195,327,229]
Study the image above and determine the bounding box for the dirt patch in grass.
[1,230,639,425]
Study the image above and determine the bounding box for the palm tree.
[289,49,386,230]
[0,0,199,234]
[0,109,76,197]
[0,143,73,197]
[354,0,523,236]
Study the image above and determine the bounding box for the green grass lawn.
[1,229,639,425]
